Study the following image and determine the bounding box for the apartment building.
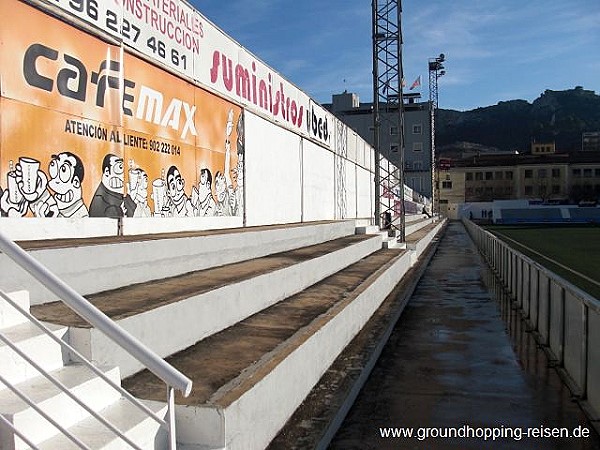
[438,152,600,215]
[325,91,433,197]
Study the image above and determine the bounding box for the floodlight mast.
[429,53,445,216]
[372,0,405,241]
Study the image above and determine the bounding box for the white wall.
[243,110,380,227]
[302,141,335,222]
[344,160,358,219]
[245,112,302,226]
[356,166,373,219]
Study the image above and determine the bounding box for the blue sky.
[192,0,600,111]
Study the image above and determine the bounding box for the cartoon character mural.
[0,110,245,220]
[126,165,151,218]
[89,154,126,218]
[1,153,88,218]
[193,168,216,217]
[164,165,194,217]
[213,109,244,217]
[233,112,245,216]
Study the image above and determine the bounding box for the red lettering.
[210,51,220,84]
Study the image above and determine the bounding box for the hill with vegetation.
[436,87,600,155]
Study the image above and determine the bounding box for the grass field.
[485,225,600,300]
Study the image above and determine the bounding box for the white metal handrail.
[0,230,193,449]
[0,290,166,428]
[0,290,156,449]
[0,412,40,450]
[0,369,92,450]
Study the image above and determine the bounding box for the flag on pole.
[409,75,421,90]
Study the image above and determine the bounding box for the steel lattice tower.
[372,0,405,241]
[428,53,445,216]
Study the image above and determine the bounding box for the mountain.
[435,87,600,155]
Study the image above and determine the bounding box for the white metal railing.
[463,219,600,426]
[0,230,192,449]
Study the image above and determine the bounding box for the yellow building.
[531,141,556,155]
[438,152,600,217]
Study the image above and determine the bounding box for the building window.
[524,169,533,178]
[525,185,533,195]
[413,124,422,134]
[538,168,547,178]
[391,143,399,153]
[475,172,483,181]
[410,177,422,191]
[584,168,592,178]
[442,181,453,189]
[573,168,581,177]
[505,171,513,180]
[595,168,600,177]
[495,171,503,180]
[485,172,493,180]
[413,160,423,170]
[552,168,561,178]
[466,172,473,181]
[413,142,423,152]
[552,185,561,194]
[390,126,398,135]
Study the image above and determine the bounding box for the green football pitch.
[485,225,600,300]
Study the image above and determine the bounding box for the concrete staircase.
[0,291,167,450]
[0,218,445,449]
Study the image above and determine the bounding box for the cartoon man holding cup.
[1,161,28,217]
[1,153,89,218]
[0,157,60,217]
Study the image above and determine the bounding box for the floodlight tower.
[428,53,445,216]
[372,0,405,241]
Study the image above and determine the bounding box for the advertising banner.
[42,0,201,79]
[204,31,307,140]
[30,0,337,149]
[0,0,243,220]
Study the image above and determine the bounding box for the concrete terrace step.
[357,218,433,251]
[405,216,434,235]
[0,322,68,388]
[0,365,121,450]
[1,220,357,306]
[405,213,430,224]
[122,247,414,450]
[406,220,446,265]
[31,234,382,377]
[0,292,30,330]
[378,218,439,250]
[36,398,168,450]
[268,221,446,450]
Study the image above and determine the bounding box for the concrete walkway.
[329,221,600,450]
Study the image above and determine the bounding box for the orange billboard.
[0,0,243,219]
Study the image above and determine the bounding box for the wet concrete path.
[329,221,600,450]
